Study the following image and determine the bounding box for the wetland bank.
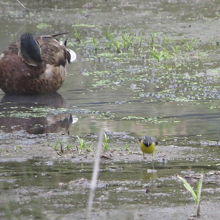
[0,0,220,219]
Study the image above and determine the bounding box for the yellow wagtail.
[139,136,158,159]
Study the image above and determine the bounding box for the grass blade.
[196,174,203,205]
[177,175,197,202]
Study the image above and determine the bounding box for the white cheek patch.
[0,53,5,60]
[67,48,76,62]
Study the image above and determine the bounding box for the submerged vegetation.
[66,26,219,103]
[70,25,199,57]
[52,132,139,157]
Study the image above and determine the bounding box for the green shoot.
[124,144,130,152]
[53,142,61,152]
[73,28,82,43]
[103,133,110,151]
[150,46,172,62]
[104,28,115,41]
[178,174,203,217]
[77,136,86,149]
[113,40,122,53]
[66,144,74,151]
[52,141,64,154]
[77,136,92,153]
[122,33,134,50]
[92,37,99,52]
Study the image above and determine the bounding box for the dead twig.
[15,0,30,11]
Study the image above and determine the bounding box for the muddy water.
[0,0,220,219]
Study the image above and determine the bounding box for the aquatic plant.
[36,23,51,30]
[73,28,82,43]
[53,141,64,154]
[148,33,173,61]
[68,27,210,101]
[122,33,134,50]
[77,136,87,149]
[104,28,135,53]
[104,27,116,42]
[65,144,75,151]
[122,115,145,121]
[53,138,93,155]
[77,136,93,153]
[103,133,110,151]
[178,174,203,217]
[72,24,96,28]
[150,47,172,62]
[113,40,123,53]
[92,37,99,52]
[124,144,131,152]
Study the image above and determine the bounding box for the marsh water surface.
[0,0,220,219]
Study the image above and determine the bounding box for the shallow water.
[0,0,220,219]
[0,159,220,220]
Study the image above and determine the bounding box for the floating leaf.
[36,23,52,30]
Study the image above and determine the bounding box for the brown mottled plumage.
[0,33,76,94]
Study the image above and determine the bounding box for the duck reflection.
[0,93,77,134]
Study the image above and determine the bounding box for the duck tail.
[20,32,42,65]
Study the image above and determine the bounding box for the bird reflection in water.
[0,93,77,134]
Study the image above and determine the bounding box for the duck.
[0,32,76,95]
